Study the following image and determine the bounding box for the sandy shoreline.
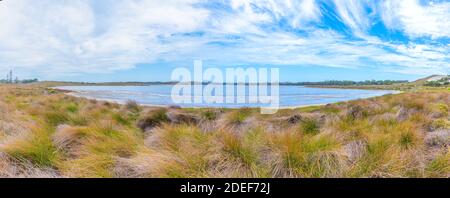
[65,91,327,109]
[58,87,401,110]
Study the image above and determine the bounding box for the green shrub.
[137,108,169,131]
[44,110,69,126]
[399,131,414,149]
[66,103,79,113]
[300,119,320,135]
[226,109,251,125]
[112,113,130,126]
[202,110,217,121]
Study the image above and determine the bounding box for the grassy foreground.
[0,84,449,178]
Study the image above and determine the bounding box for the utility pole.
[9,69,13,84]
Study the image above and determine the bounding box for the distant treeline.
[0,78,38,84]
[424,77,450,87]
[58,80,409,86]
[281,80,408,86]
[61,81,179,86]
[170,80,409,86]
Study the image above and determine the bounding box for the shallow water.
[56,85,397,108]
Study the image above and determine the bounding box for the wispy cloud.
[332,0,372,34]
[380,0,450,39]
[0,0,448,79]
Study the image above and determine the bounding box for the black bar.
[0,179,449,196]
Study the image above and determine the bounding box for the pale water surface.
[56,85,398,108]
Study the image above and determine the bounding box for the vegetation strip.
[0,82,449,178]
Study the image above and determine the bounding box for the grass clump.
[3,127,59,167]
[58,124,141,177]
[395,122,422,149]
[44,110,69,126]
[267,131,344,177]
[201,110,218,121]
[220,129,269,177]
[398,131,417,149]
[112,113,131,126]
[65,103,79,113]
[146,125,214,177]
[347,137,393,177]
[222,131,257,166]
[433,103,448,116]
[431,119,450,130]
[125,100,141,113]
[298,135,343,177]
[267,130,304,177]
[300,119,320,135]
[224,108,251,125]
[426,151,450,177]
[137,108,169,131]
[68,113,89,126]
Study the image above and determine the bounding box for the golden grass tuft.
[2,126,59,167]
[0,152,61,178]
[57,123,142,177]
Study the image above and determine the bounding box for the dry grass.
[0,84,449,177]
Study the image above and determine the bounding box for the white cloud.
[380,0,450,39]
[0,0,448,79]
[333,0,371,34]
[0,0,210,78]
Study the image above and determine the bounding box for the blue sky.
[0,0,449,82]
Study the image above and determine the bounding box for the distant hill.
[415,75,450,86]
[415,75,448,82]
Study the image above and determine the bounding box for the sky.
[0,0,449,82]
